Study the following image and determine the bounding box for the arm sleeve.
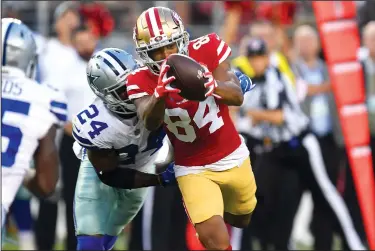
[126,70,155,101]
[48,88,68,127]
[192,33,232,72]
[211,33,232,69]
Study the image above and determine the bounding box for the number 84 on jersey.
[164,96,224,143]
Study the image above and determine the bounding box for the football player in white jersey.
[1,18,67,227]
[72,48,175,250]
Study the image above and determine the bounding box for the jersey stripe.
[218,46,231,65]
[72,129,95,148]
[145,10,155,37]
[2,22,14,65]
[49,100,68,123]
[73,123,81,133]
[126,85,140,91]
[129,92,149,100]
[80,144,101,150]
[50,106,67,115]
[153,8,164,35]
[50,100,67,110]
[50,111,67,122]
[217,41,225,55]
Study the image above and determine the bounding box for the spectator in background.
[39,1,80,83]
[220,1,255,46]
[357,1,375,35]
[233,21,296,87]
[35,2,81,250]
[292,24,345,250]
[361,21,375,154]
[78,1,114,45]
[256,1,297,27]
[174,2,191,27]
[252,21,296,85]
[359,23,375,222]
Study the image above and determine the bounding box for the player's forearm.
[87,149,118,172]
[23,169,58,198]
[139,96,166,131]
[247,109,284,125]
[64,122,73,136]
[96,168,162,189]
[88,150,162,188]
[215,81,244,106]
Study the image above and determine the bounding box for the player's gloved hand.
[234,69,255,94]
[154,62,180,98]
[157,162,176,186]
[201,65,221,99]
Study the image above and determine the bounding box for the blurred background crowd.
[2,0,375,250]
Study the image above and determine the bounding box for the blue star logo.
[87,72,100,85]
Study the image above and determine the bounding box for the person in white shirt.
[35,2,94,250]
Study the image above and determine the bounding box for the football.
[166,54,208,101]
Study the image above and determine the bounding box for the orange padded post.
[313,1,356,23]
[339,105,370,148]
[348,147,375,246]
[329,62,366,106]
[319,20,361,64]
[313,1,375,249]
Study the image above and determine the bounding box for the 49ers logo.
[154,35,163,42]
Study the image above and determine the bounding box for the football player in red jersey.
[126,7,257,250]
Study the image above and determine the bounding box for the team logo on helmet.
[155,35,163,42]
[87,72,100,86]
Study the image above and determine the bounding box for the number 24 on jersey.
[76,105,108,139]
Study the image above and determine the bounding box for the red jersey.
[126,33,241,166]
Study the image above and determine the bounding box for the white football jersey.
[72,97,166,172]
[1,67,67,212]
[1,67,67,171]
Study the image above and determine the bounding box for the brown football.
[166,54,208,101]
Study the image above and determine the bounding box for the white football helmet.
[133,7,190,75]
